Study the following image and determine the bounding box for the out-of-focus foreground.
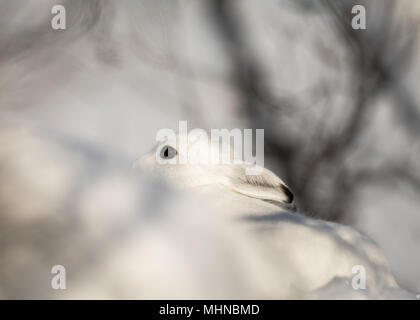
[0,0,420,298]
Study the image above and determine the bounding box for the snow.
[0,123,415,299]
[0,0,419,299]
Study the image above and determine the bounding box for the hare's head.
[135,132,295,211]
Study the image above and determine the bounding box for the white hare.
[135,132,296,214]
[135,131,411,298]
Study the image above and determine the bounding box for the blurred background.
[1,0,420,297]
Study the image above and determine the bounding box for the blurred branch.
[208,0,298,178]
[208,0,420,222]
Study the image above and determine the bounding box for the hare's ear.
[217,164,296,211]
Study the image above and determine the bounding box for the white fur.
[135,133,296,212]
[135,132,411,297]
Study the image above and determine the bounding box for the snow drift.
[0,122,414,299]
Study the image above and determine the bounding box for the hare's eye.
[160,145,177,159]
